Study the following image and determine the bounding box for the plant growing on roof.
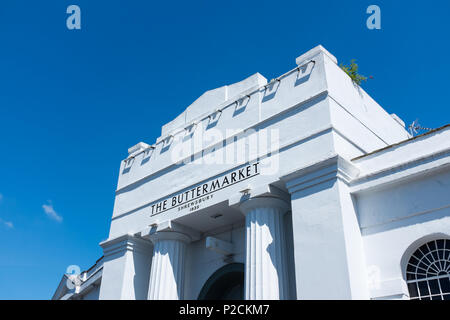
[340,59,368,86]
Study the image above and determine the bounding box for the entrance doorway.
[198,263,244,300]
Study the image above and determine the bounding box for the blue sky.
[0,0,449,299]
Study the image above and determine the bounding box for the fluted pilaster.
[240,197,289,300]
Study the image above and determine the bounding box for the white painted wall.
[56,45,449,300]
[354,148,450,299]
[184,225,246,299]
[99,236,152,300]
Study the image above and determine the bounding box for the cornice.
[350,147,450,193]
[280,154,360,194]
[99,233,152,257]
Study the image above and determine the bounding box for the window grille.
[406,239,450,300]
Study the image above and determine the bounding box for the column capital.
[140,220,200,244]
[148,231,191,244]
[229,183,290,208]
[239,196,290,216]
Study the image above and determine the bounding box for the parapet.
[161,72,268,137]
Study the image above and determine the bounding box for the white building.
[53,45,450,300]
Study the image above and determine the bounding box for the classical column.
[147,231,190,300]
[240,196,290,300]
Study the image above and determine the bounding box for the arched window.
[406,239,450,300]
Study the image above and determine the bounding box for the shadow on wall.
[232,96,250,117]
[133,241,152,300]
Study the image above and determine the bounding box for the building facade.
[53,45,450,300]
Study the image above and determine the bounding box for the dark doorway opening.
[198,263,244,300]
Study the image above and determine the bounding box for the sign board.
[151,162,260,216]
